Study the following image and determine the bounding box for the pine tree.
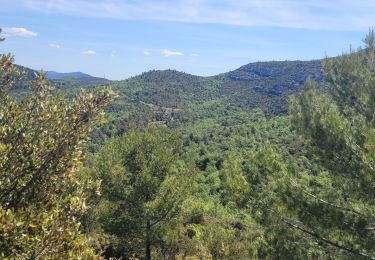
[285,30,375,258]
[86,125,195,259]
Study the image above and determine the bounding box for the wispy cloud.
[110,50,116,57]
[13,0,375,30]
[163,49,184,57]
[82,50,96,55]
[3,27,37,37]
[143,50,151,56]
[190,53,199,57]
[49,43,60,49]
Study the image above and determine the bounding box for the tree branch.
[282,217,375,259]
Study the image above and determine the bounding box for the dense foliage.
[0,30,115,258]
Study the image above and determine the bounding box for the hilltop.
[111,59,323,112]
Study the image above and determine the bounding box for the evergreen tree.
[86,125,195,259]
[245,30,375,259]
[282,30,375,258]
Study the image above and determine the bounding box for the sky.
[0,0,374,80]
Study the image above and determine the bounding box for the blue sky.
[0,0,373,80]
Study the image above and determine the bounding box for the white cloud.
[82,50,96,55]
[143,50,151,56]
[9,0,375,30]
[49,43,61,49]
[163,49,184,57]
[190,53,199,57]
[110,50,116,57]
[3,27,37,37]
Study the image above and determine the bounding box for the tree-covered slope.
[90,60,323,143]
[111,60,324,117]
[218,60,324,114]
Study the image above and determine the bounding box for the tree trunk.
[146,221,151,260]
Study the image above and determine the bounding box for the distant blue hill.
[46,71,92,79]
[12,66,110,91]
[45,70,110,87]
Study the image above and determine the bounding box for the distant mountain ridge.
[13,65,110,91]
[46,71,92,79]
[44,70,110,87]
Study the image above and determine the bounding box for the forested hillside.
[1,27,375,259]
[112,59,324,115]
[90,59,323,143]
